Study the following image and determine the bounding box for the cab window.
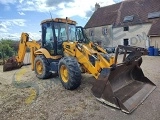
[42,22,54,55]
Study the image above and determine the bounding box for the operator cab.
[41,18,77,56]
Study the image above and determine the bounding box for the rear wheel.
[58,57,82,90]
[34,55,51,79]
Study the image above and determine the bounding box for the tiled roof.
[85,3,121,28]
[84,0,160,36]
[148,19,160,36]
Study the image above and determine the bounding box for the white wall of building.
[86,23,152,48]
[85,25,113,48]
[113,23,152,48]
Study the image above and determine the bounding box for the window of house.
[123,39,129,46]
[124,26,129,31]
[123,15,134,22]
[148,11,160,19]
[102,28,107,35]
[89,30,94,36]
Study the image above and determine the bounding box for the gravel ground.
[0,55,160,120]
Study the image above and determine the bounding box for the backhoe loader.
[3,18,156,113]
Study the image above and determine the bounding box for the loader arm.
[63,42,115,78]
[74,43,148,79]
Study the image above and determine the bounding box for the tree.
[0,39,18,58]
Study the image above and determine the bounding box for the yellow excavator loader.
[3,18,156,113]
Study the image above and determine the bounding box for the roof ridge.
[115,1,124,24]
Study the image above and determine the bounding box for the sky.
[0,0,122,40]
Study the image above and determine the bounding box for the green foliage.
[0,39,19,58]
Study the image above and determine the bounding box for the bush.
[0,39,19,58]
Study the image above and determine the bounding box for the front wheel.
[58,57,82,90]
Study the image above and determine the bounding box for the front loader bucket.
[3,57,22,72]
[91,58,156,113]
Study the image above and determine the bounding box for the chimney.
[95,3,100,11]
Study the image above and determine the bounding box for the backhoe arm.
[16,33,41,65]
[3,33,41,71]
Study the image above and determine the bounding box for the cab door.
[41,22,55,55]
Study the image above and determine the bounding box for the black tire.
[58,57,82,90]
[34,55,51,79]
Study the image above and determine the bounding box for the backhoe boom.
[3,33,41,71]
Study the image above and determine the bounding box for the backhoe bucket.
[3,57,22,72]
[91,58,156,113]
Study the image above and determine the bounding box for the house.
[84,0,160,48]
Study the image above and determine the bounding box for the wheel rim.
[60,65,68,83]
[36,61,43,75]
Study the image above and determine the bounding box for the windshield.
[68,25,76,41]
[76,27,90,43]
[54,23,76,42]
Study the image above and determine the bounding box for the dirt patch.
[0,56,160,120]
